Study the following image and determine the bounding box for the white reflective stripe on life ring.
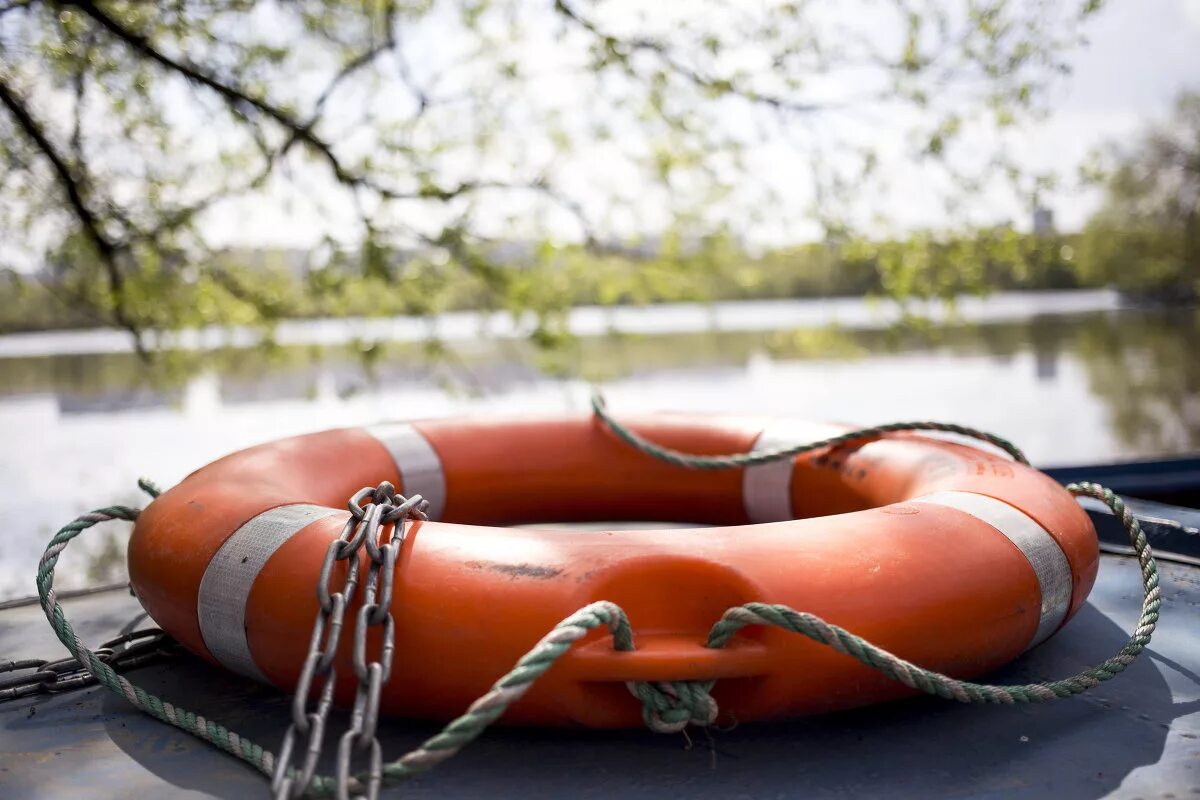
[916,490,1073,650]
[743,420,846,523]
[197,503,341,682]
[366,422,446,521]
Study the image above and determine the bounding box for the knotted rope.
[34,406,1160,796]
[591,394,1159,726]
[628,679,719,733]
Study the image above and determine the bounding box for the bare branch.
[65,0,359,183]
[69,56,85,158]
[64,1,545,209]
[0,73,146,353]
[553,0,829,115]
[312,3,396,121]
[393,29,431,116]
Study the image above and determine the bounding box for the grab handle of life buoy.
[568,632,771,682]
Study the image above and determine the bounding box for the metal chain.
[0,627,180,702]
[271,481,427,800]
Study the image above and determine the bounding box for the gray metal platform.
[2,554,1198,799]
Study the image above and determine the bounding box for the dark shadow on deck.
[80,594,1187,800]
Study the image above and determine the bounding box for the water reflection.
[1074,307,1200,452]
[1,308,1198,446]
[0,301,1196,600]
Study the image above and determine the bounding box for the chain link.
[0,627,180,702]
[272,481,427,800]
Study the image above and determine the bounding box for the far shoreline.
[0,288,1144,361]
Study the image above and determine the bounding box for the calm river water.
[1,289,1196,600]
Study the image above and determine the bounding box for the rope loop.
[590,391,1031,466]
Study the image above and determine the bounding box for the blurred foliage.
[1076,91,1200,300]
[0,227,1088,333]
[0,0,1108,352]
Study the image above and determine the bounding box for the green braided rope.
[708,483,1159,704]
[590,392,1030,466]
[34,469,1158,792]
[34,496,633,796]
[589,394,1157,719]
[372,602,633,786]
[628,679,718,731]
[35,483,278,776]
[622,482,1160,723]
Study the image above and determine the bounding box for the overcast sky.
[1000,0,1200,230]
[191,0,1200,252]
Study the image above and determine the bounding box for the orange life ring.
[128,412,1098,728]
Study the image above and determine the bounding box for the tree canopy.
[1078,90,1200,300]
[0,0,1107,351]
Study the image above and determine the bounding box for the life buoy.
[128,412,1098,727]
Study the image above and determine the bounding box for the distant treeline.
[0,224,1185,336]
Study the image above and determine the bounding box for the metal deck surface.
[2,553,1198,799]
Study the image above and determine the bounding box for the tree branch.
[553,0,828,115]
[317,3,396,119]
[65,0,524,206]
[65,0,360,184]
[57,2,605,276]
[0,73,145,353]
